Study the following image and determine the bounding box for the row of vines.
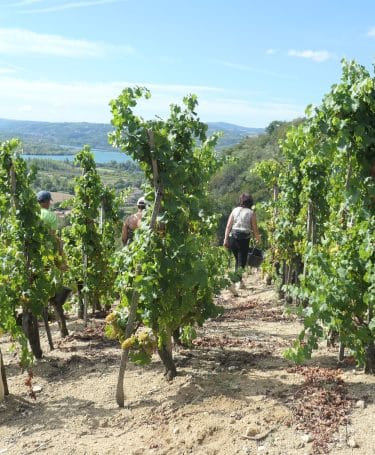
[1,60,374,405]
[256,60,375,372]
[0,139,121,398]
[0,89,229,404]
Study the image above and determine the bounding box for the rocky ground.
[1,271,375,455]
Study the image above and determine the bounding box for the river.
[22,149,130,164]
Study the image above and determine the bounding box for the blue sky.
[0,0,374,127]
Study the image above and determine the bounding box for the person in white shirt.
[223,193,261,293]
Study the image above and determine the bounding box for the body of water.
[22,149,130,164]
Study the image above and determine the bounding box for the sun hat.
[137,197,146,206]
[37,190,52,203]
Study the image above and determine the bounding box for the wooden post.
[303,200,315,278]
[100,201,104,234]
[80,166,89,326]
[0,349,8,400]
[83,250,88,326]
[337,158,353,360]
[42,307,54,350]
[307,201,313,244]
[273,184,279,218]
[115,268,140,407]
[116,129,163,407]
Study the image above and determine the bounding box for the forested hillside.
[0,118,262,154]
[1,116,300,235]
[209,119,302,239]
[19,118,299,229]
[0,119,113,153]
[0,117,271,212]
[29,158,143,196]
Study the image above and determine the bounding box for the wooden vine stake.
[83,251,88,325]
[116,129,162,407]
[0,349,8,401]
[303,200,316,278]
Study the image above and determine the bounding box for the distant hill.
[0,118,263,154]
[207,122,264,149]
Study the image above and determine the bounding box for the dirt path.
[1,271,374,454]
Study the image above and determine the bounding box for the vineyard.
[0,60,374,454]
[1,273,375,454]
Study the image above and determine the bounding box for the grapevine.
[107,87,229,404]
[0,138,65,397]
[62,145,120,321]
[258,60,375,372]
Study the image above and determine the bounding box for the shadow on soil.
[0,393,124,433]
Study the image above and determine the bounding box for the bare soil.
[1,271,374,455]
[50,192,73,204]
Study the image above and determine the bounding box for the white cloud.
[18,104,33,113]
[288,49,333,62]
[266,48,278,55]
[8,0,122,12]
[8,0,44,5]
[0,77,304,127]
[214,60,297,80]
[0,67,16,75]
[198,98,304,127]
[0,78,221,123]
[0,28,134,57]
[367,27,375,37]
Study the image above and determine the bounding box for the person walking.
[223,193,261,295]
[122,197,146,245]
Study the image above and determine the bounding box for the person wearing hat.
[37,190,70,338]
[37,190,58,233]
[37,190,68,267]
[121,197,146,245]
